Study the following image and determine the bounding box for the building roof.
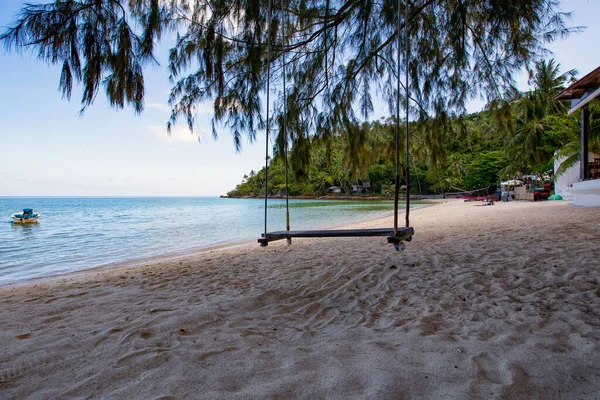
[555,65,600,115]
[556,66,600,100]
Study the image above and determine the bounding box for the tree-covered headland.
[2,0,597,194]
[227,64,600,197]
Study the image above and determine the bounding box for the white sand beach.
[1,200,599,399]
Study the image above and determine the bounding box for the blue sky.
[1,0,599,196]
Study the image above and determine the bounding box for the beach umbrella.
[501,180,523,186]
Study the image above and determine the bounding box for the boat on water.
[12,208,40,224]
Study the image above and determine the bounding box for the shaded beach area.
[1,200,599,398]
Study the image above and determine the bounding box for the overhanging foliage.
[2,0,579,172]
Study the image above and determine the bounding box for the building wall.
[554,158,580,198]
[571,179,600,206]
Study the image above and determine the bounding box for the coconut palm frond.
[555,152,580,177]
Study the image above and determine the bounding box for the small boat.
[12,208,40,224]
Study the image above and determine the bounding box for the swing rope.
[393,0,401,236]
[404,0,410,229]
[263,0,273,243]
[394,0,411,234]
[282,0,290,234]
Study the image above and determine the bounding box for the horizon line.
[0,195,225,198]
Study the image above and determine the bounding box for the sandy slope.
[1,200,599,399]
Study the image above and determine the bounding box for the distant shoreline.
[221,194,445,201]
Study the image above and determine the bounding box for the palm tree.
[531,59,575,102]
[506,59,577,174]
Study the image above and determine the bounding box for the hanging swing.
[258,0,414,251]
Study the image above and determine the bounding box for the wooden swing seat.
[258,227,413,246]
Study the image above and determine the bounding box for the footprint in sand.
[140,331,153,339]
[197,346,239,361]
[15,333,31,340]
[473,353,510,385]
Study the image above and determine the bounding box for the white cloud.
[146,100,217,143]
[146,102,172,113]
[148,124,200,143]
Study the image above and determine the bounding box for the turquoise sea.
[0,197,422,285]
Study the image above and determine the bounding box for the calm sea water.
[0,197,421,285]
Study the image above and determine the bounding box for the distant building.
[351,181,371,194]
[555,66,600,206]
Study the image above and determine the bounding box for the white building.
[555,67,600,206]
